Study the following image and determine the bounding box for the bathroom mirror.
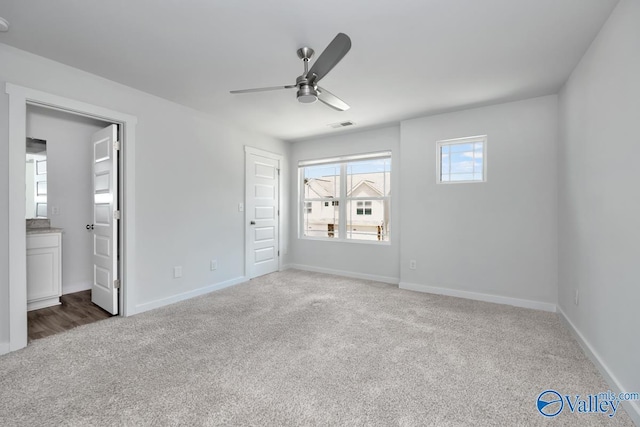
[26,138,47,219]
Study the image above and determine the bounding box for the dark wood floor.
[28,290,113,342]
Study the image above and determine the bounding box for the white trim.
[288,264,399,285]
[5,83,138,353]
[298,150,392,167]
[399,281,557,312]
[244,145,282,160]
[134,276,247,314]
[299,235,391,246]
[280,264,294,271]
[244,146,284,278]
[7,84,28,352]
[557,306,640,425]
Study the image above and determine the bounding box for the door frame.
[244,146,283,278]
[6,83,138,353]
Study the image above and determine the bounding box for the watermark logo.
[537,390,564,417]
[537,389,639,418]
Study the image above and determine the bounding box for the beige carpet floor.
[0,269,634,426]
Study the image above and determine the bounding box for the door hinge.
[277,168,280,176]
[114,210,121,220]
[278,209,280,216]
[278,250,280,257]
[114,279,121,289]
[114,140,121,151]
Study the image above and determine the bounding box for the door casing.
[5,83,137,353]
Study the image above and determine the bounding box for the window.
[300,152,391,242]
[356,201,372,215]
[437,135,486,183]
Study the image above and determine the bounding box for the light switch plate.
[238,203,244,212]
[210,260,218,271]
[173,266,182,278]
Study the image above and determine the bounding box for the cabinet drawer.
[27,233,60,249]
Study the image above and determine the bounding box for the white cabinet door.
[26,249,58,301]
[26,233,61,311]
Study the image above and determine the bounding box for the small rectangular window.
[356,201,372,215]
[437,136,486,183]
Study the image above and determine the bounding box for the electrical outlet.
[51,206,60,215]
[173,266,182,278]
[210,259,218,271]
[574,289,579,306]
[409,260,417,270]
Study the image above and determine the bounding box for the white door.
[246,149,280,279]
[91,124,119,314]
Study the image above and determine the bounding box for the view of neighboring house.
[302,158,391,241]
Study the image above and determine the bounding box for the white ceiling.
[0,0,618,141]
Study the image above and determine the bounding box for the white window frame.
[436,135,487,184]
[356,200,372,215]
[299,151,391,244]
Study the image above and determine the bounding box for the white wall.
[558,0,640,421]
[26,105,108,294]
[400,96,558,309]
[0,43,289,348]
[288,126,401,283]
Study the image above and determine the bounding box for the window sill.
[299,236,391,246]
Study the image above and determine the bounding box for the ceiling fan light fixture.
[297,85,318,104]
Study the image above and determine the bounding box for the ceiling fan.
[230,33,352,111]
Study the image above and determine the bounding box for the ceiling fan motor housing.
[297,84,318,103]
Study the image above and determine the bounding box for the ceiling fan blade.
[230,85,296,94]
[306,33,351,84]
[317,87,350,111]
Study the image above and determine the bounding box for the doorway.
[24,106,118,340]
[6,83,138,353]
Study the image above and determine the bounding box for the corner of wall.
[557,306,640,425]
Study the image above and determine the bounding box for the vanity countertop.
[27,227,63,235]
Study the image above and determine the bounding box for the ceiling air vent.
[328,121,355,129]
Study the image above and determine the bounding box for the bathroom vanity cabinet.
[26,231,62,311]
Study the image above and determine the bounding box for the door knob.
[86,224,94,230]
[250,221,256,225]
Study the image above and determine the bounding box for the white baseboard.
[0,341,9,356]
[287,264,400,285]
[558,306,640,425]
[399,281,557,312]
[62,282,92,295]
[134,276,247,315]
